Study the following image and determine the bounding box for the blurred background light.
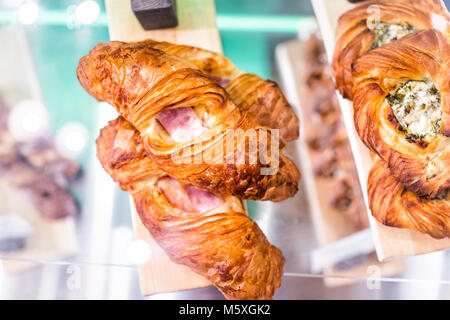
[128,239,152,265]
[8,99,49,141]
[17,1,39,25]
[1,0,23,9]
[97,102,119,127]
[55,122,89,159]
[76,0,100,25]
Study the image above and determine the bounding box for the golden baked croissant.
[96,117,285,300]
[352,29,450,198]
[368,159,449,239]
[77,40,300,201]
[332,0,450,99]
[127,39,300,142]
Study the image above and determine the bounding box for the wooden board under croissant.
[104,0,226,295]
[311,0,450,260]
[276,39,406,286]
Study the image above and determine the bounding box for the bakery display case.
[0,0,449,300]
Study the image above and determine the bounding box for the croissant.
[368,159,449,239]
[96,117,285,300]
[352,29,450,198]
[128,40,300,142]
[77,40,300,202]
[332,0,450,99]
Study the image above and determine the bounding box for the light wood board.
[276,39,405,287]
[311,0,450,260]
[104,0,224,295]
[105,0,222,50]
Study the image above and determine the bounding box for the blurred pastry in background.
[16,137,81,185]
[0,97,80,220]
[301,34,368,230]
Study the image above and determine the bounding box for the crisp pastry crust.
[77,40,300,201]
[96,117,285,300]
[130,39,243,86]
[352,30,450,198]
[332,0,450,99]
[96,116,162,188]
[368,159,449,239]
[226,73,299,142]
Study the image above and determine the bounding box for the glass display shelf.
[1,170,449,299]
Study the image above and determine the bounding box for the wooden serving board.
[104,0,224,295]
[311,0,450,260]
[276,39,406,286]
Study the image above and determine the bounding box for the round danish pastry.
[332,0,450,99]
[368,159,449,239]
[352,30,450,198]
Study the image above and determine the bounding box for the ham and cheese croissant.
[368,159,449,239]
[77,40,300,202]
[332,0,450,99]
[352,29,450,198]
[125,39,299,142]
[96,117,285,300]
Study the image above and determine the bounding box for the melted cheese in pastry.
[386,80,442,143]
[368,21,414,49]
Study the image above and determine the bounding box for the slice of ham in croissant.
[368,159,449,239]
[96,117,285,300]
[332,0,450,99]
[77,40,300,201]
[352,29,450,198]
